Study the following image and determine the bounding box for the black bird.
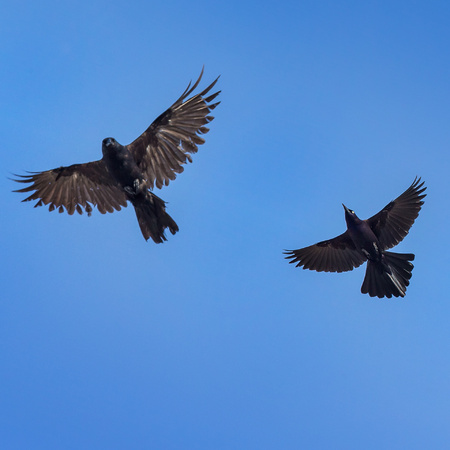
[284,178,427,298]
[13,69,220,243]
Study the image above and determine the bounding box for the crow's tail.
[361,251,415,298]
[132,192,179,243]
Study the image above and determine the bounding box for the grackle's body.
[285,178,426,298]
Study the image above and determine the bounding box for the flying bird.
[284,178,427,298]
[13,68,220,243]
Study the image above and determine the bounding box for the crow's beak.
[342,204,351,214]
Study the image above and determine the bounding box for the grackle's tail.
[361,251,415,298]
[132,192,179,243]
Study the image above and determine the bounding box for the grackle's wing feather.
[127,67,221,190]
[284,231,366,273]
[367,177,427,250]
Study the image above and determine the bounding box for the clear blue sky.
[2,1,450,448]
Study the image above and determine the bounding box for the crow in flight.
[13,69,220,243]
[284,178,427,298]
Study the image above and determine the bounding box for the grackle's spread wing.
[284,231,366,273]
[127,68,220,190]
[367,177,427,250]
[13,160,128,215]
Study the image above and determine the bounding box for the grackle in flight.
[13,68,220,243]
[284,178,426,298]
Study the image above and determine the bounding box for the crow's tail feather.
[361,251,415,298]
[132,193,179,243]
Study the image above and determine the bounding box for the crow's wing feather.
[127,68,220,190]
[13,160,127,215]
[367,177,427,250]
[284,231,366,273]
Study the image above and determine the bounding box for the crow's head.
[102,137,117,148]
[102,137,121,157]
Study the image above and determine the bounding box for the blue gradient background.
[1,1,450,448]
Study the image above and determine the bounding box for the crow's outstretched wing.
[367,177,427,250]
[13,160,127,215]
[127,68,220,190]
[284,231,366,273]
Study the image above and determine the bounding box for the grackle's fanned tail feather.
[361,251,415,298]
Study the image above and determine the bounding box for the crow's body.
[285,178,426,298]
[101,137,143,189]
[13,69,220,243]
[101,136,179,241]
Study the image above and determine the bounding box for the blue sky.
[1,0,450,448]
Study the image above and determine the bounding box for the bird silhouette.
[285,178,426,298]
[13,68,220,243]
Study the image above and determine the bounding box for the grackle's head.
[342,204,361,226]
